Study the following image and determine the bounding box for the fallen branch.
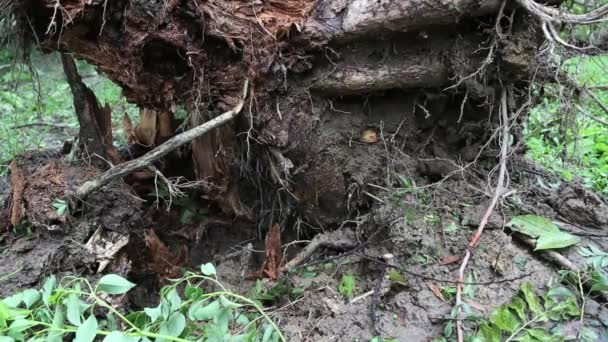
[74,80,248,199]
[456,88,510,342]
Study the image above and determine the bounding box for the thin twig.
[456,88,510,342]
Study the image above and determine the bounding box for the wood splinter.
[73,80,249,200]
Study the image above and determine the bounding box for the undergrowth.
[526,55,608,194]
[0,49,137,174]
[435,242,608,342]
[0,264,284,342]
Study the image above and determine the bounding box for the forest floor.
[2,53,608,342]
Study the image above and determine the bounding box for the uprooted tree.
[2,0,608,339]
[4,0,559,224]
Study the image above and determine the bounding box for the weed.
[51,198,68,217]
[578,244,608,270]
[440,279,600,342]
[525,55,608,195]
[338,274,356,299]
[387,270,406,286]
[248,279,304,306]
[0,264,285,341]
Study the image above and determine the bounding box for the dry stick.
[75,81,249,199]
[456,88,510,342]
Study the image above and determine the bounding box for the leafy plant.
[578,244,608,270]
[248,279,304,306]
[52,198,69,217]
[506,215,580,250]
[0,264,285,341]
[525,55,608,195]
[468,282,582,341]
[0,51,138,173]
[338,274,356,299]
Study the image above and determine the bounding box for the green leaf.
[546,287,576,299]
[220,295,242,309]
[526,328,553,341]
[9,319,39,332]
[262,324,278,342]
[506,215,580,250]
[536,232,580,250]
[47,304,65,342]
[75,315,98,342]
[125,311,149,330]
[0,337,15,342]
[67,294,82,326]
[579,327,599,342]
[388,270,406,284]
[102,332,141,342]
[338,274,356,299]
[590,271,608,292]
[3,293,23,308]
[301,270,316,278]
[143,304,162,322]
[489,305,520,333]
[21,289,40,309]
[165,288,182,313]
[200,263,216,276]
[158,312,186,339]
[214,308,232,332]
[508,297,527,321]
[96,274,135,295]
[189,300,221,321]
[477,323,501,342]
[443,321,453,338]
[520,282,544,318]
[185,285,203,300]
[42,275,57,306]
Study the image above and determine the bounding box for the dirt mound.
[0,153,143,297]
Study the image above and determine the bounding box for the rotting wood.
[8,161,25,227]
[74,81,248,199]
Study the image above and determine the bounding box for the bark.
[305,0,502,41]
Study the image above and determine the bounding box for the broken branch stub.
[74,89,247,199]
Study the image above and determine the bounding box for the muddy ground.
[2,96,608,341]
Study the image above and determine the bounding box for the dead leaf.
[247,223,282,280]
[426,282,446,302]
[438,255,461,265]
[145,229,188,281]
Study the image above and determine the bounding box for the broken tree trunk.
[61,53,121,167]
[9,0,546,225]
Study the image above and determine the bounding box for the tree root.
[73,81,248,200]
[456,88,511,342]
[281,228,357,271]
